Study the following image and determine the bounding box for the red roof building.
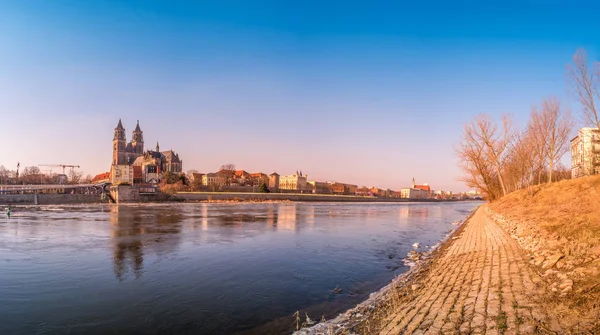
[91,172,110,183]
[414,184,431,192]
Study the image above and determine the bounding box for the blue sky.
[1,1,598,191]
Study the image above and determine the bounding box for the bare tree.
[218,163,236,186]
[528,105,549,184]
[69,170,83,184]
[503,130,537,193]
[456,118,503,201]
[23,166,41,175]
[540,97,574,182]
[219,163,236,171]
[474,114,514,197]
[552,163,572,182]
[566,48,600,129]
[0,165,8,184]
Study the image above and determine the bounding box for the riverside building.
[571,127,600,178]
[111,119,183,184]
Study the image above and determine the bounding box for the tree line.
[457,48,599,201]
[0,165,90,185]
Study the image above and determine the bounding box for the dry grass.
[490,175,600,243]
[490,175,600,332]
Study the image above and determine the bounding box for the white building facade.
[279,172,308,192]
[110,165,134,185]
[400,188,428,199]
[571,128,600,178]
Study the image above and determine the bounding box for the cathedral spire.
[114,119,125,140]
[156,142,160,152]
[115,118,124,130]
[134,120,141,132]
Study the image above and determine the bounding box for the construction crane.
[38,164,81,174]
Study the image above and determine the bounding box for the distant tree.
[162,171,180,184]
[19,166,43,184]
[258,182,270,193]
[6,170,17,184]
[552,164,572,182]
[179,173,188,186]
[0,165,8,184]
[159,181,186,197]
[566,48,600,129]
[23,166,41,175]
[82,174,93,184]
[68,170,83,184]
[218,164,236,185]
[220,163,236,171]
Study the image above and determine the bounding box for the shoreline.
[292,206,479,334]
[0,191,476,205]
[176,191,463,203]
[295,198,600,334]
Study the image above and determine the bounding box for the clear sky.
[1,1,598,191]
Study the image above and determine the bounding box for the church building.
[111,119,183,184]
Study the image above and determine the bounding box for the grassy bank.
[489,174,600,331]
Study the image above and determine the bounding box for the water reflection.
[399,205,430,221]
[109,205,183,281]
[266,204,277,227]
[277,204,297,231]
[0,202,483,335]
[202,203,208,231]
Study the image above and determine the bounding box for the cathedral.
[111,119,182,184]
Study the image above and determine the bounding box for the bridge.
[0,183,110,194]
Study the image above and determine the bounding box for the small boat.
[412,242,420,249]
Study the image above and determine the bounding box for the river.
[0,201,480,334]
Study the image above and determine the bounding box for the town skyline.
[0,116,446,193]
[1,1,595,191]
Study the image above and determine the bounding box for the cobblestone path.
[379,208,554,335]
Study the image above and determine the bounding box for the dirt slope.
[489,175,600,332]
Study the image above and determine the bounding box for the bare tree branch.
[540,97,574,182]
[566,48,600,129]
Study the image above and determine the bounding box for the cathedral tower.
[113,119,126,165]
[132,120,144,154]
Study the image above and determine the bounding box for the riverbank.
[0,191,467,205]
[295,206,564,334]
[292,207,478,335]
[176,192,457,203]
[296,176,600,334]
[488,175,600,332]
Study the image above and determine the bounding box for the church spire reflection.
[109,205,183,281]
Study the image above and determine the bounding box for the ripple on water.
[0,201,481,335]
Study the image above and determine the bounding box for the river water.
[0,201,480,335]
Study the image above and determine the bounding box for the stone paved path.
[379,207,554,335]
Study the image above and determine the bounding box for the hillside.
[489,175,600,331]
